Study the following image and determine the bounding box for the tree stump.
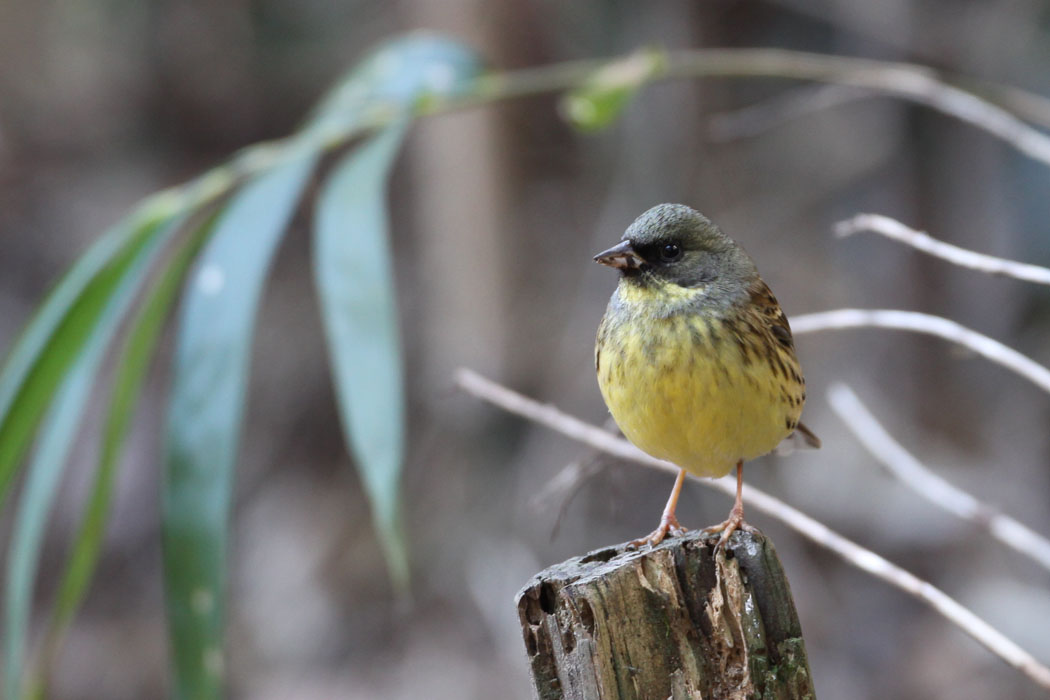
[515,529,815,700]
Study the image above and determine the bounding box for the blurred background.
[2,0,1050,698]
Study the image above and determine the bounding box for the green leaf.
[3,213,185,700]
[560,48,667,132]
[27,214,220,697]
[305,33,482,592]
[161,153,316,700]
[313,120,411,588]
[303,33,484,142]
[0,197,178,507]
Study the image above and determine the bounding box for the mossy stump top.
[516,529,815,700]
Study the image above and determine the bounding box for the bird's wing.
[748,280,795,350]
[749,280,822,453]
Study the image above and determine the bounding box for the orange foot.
[629,513,687,548]
[700,504,757,551]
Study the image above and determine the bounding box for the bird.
[594,203,819,548]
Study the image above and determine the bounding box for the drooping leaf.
[160,34,484,698]
[560,48,667,132]
[26,213,220,697]
[3,213,186,700]
[161,153,316,700]
[307,34,483,591]
[313,120,411,588]
[0,197,178,507]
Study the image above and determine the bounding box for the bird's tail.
[774,421,821,455]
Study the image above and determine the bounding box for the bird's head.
[594,203,757,290]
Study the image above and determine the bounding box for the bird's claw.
[629,514,687,549]
[700,505,754,552]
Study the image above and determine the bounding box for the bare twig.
[708,84,872,141]
[975,80,1050,132]
[454,368,1050,691]
[791,309,1050,396]
[75,50,1050,273]
[828,383,1050,573]
[661,50,1050,168]
[469,49,1050,168]
[530,454,606,541]
[703,74,1050,150]
[529,418,621,540]
[835,214,1050,285]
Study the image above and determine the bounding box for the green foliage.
[2,28,1046,699]
[32,214,219,699]
[0,33,482,699]
[0,204,175,505]
[560,48,667,132]
[314,120,413,588]
[162,152,318,700]
[4,214,184,700]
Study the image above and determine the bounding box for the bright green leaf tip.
[561,47,668,132]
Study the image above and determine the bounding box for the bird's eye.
[660,243,682,261]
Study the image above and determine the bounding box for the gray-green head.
[594,203,757,289]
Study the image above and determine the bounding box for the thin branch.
[707,75,1050,145]
[473,49,1050,166]
[530,457,600,512]
[660,49,1050,168]
[529,417,621,541]
[791,309,1050,396]
[708,84,873,141]
[530,455,606,541]
[973,80,1050,132]
[835,214,1050,285]
[828,383,1050,573]
[454,368,1050,691]
[119,49,1050,240]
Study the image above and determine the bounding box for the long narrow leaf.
[0,196,173,418]
[307,34,483,590]
[27,214,220,697]
[0,203,176,506]
[162,154,315,700]
[313,122,411,587]
[3,214,185,700]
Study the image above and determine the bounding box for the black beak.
[594,240,644,270]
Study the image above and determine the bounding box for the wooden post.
[515,530,815,700]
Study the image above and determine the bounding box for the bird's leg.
[629,468,688,548]
[700,460,756,550]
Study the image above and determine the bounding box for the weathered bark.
[516,530,814,700]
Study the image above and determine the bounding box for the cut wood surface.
[516,530,814,700]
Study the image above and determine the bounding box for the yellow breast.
[595,284,804,478]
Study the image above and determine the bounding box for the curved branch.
[131,48,1050,236]
[659,49,1050,167]
[707,84,871,141]
[453,368,1050,691]
[828,383,1050,573]
[791,309,1050,395]
[473,49,1050,166]
[835,214,1050,285]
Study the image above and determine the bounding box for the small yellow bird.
[594,204,819,547]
